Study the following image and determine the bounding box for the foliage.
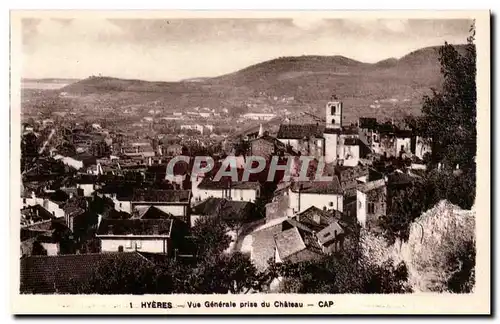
[77,215,264,294]
[179,252,261,294]
[380,168,476,244]
[385,25,477,244]
[233,137,250,156]
[191,216,232,258]
[446,239,476,293]
[274,239,412,294]
[410,23,476,171]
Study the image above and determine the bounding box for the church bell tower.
[325,100,343,129]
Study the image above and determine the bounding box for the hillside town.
[20,95,439,293]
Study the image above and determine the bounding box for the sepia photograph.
[10,10,490,315]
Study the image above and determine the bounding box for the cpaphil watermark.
[166,155,334,182]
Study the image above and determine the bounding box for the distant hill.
[55,44,467,123]
[22,78,80,84]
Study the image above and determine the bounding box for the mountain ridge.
[24,43,469,123]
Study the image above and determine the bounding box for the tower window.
[332,119,336,124]
[331,105,336,115]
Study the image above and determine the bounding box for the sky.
[20,17,472,81]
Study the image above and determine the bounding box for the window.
[329,202,334,207]
[118,245,124,252]
[368,202,375,214]
[331,105,336,115]
[119,202,122,208]
[23,198,26,204]
[358,201,362,209]
[135,241,142,249]
[126,241,133,249]
[332,118,336,125]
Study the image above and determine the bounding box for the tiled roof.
[395,129,413,138]
[274,227,323,261]
[197,176,261,190]
[131,189,190,203]
[20,252,149,294]
[292,206,339,232]
[290,176,342,194]
[344,138,359,146]
[249,135,287,150]
[274,227,306,260]
[105,209,132,220]
[341,126,359,135]
[359,117,378,130]
[134,206,174,220]
[316,222,344,246]
[387,171,416,186]
[191,197,255,220]
[277,124,325,139]
[96,219,173,236]
[21,205,54,225]
[358,178,386,193]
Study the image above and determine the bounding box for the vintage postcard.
[10,10,490,315]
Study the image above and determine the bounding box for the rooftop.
[277,124,325,139]
[191,197,255,221]
[96,218,173,236]
[358,178,386,193]
[131,189,191,203]
[290,176,342,195]
[20,252,149,294]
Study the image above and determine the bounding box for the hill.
[54,44,466,122]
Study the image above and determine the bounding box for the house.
[395,129,413,157]
[164,159,190,189]
[277,124,325,159]
[111,189,191,223]
[21,205,54,227]
[122,143,156,158]
[356,178,387,230]
[75,174,98,197]
[180,124,203,134]
[241,113,277,121]
[190,197,258,228]
[96,218,187,254]
[386,170,419,211]
[287,177,344,216]
[414,136,432,160]
[22,192,66,219]
[20,252,152,294]
[53,154,84,170]
[274,227,323,264]
[165,144,183,156]
[248,134,288,161]
[251,206,347,271]
[337,137,360,167]
[20,219,73,256]
[193,176,261,204]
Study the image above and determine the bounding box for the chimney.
[297,184,303,214]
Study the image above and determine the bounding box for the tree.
[415,22,476,171]
[274,237,412,294]
[75,256,166,294]
[446,239,476,293]
[191,216,232,258]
